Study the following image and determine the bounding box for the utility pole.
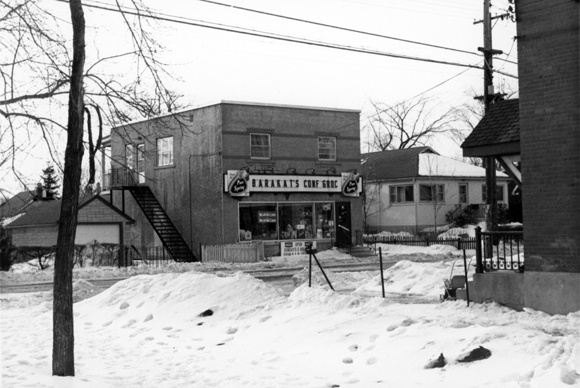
[474,0,507,232]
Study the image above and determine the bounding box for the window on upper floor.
[482,184,505,202]
[250,133,271,159]
[420,184,445,202]
[157,136,173,167]
[389,185,414,204]
[318,136,336,161]
[125,144,135,170]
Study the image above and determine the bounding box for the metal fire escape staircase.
[127,186,197,263]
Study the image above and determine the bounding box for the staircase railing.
[109,168,138,188]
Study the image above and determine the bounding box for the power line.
[61,0,517,78]
[197,0,484,59]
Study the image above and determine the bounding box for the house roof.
[362,147,436,181]
[461,99,520,157]
[6,195,133,228]
[363,147,508,181]
[0,191,35,219]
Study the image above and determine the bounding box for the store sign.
[341,172,361,197]
[281,241,317,256]
[226,170,250,197]
[224,172,362,197]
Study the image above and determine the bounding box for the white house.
[362,147,510,234]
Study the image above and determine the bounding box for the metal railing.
[122,246,173,267]
[363,234,477,250]
[108,168,138,188]
[475,227,524,273]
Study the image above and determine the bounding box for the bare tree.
[364,96,457,152]
[420,153,455,235]
[360,158,390,233]
[1,0,184,376]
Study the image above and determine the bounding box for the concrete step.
[345,246,378,258]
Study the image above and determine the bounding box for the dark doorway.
[335,202,352,248]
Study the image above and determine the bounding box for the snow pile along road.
[2,262,579,388]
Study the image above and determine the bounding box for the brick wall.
[517,0,580,272]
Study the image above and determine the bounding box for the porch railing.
[108,168,138,188]
[475,227,524,273]
[122,246,173,267]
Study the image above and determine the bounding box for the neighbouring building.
[102,101,364,260]
[362,147,510,234]
[460,0,579,315]
[5,195,135,254]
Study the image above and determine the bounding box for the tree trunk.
[52,0,85,377]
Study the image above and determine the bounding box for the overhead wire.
[58,0,516,78]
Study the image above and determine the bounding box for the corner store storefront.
[224,171,362,256]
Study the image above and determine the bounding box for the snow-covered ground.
[1,245,579,387]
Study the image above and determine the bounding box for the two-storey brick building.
[102,101,363,260]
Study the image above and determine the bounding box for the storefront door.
[336,202,351,248]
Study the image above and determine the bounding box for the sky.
[2,244,579,387]
[1,0,518,196]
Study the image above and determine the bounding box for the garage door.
[75,224,120,245]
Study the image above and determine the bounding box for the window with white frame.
[482,184,505,202]
[250,133,271,159]
[318,136,336,161]
[389,185,414,203]
[157,136,173,167]
[459,184,468,203]
[420,184,445,202]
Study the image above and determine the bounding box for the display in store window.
[239,203,277,241]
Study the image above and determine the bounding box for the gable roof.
[363,147,507,181]
[362,147,436,181]
[461,99,520,157]
[0,191,35,219]
[6,195,133,228]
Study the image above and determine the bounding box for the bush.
[18,246,56,270]
[446,204,481,227]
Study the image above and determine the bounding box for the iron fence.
[363,234,477,250]
[122,246,173,267]
[475,227,524,273]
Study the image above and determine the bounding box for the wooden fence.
[363,235,477,250]
[201,241,264,263]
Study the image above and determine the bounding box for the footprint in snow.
[143,314,154,323]
[366,357,378,365]
[369,334,379,342]
[348,344,359,352]
[226,327,238,334]
[342,357,353,364]
[119,302,130,310]
[122,319,137,328]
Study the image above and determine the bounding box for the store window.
[250,133,271,159]
[279,203,313,239]
[157,136,173,167]
[420,184,445,202]
[318,136,336,161]
[389,185,414,203]
[238,202,335,241]
[239,203,278,241]
[314,202,335,239]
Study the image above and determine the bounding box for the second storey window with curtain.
[157,136,173,167]
[250,133,271,159]
[318,136,336,161]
